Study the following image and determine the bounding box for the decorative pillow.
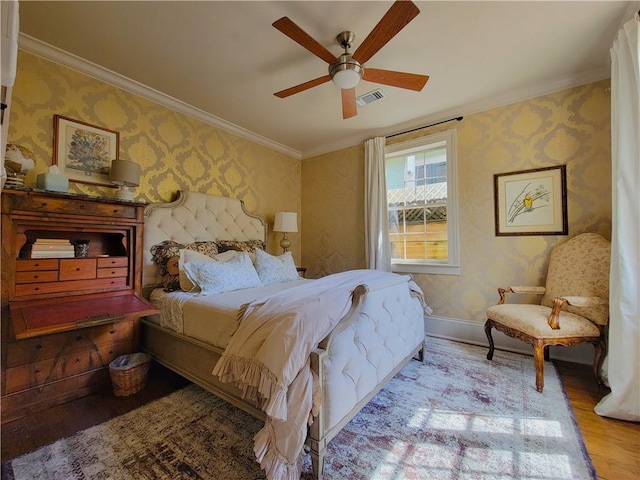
[217,239,265,253]
[150,240,219,291]
[217,239,265,263]
[183,251,263,295]
[179,249,240,292]
[254,248,300,286]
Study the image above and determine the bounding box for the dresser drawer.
[97,267,128,279]
[4,340,134,394]
[59,259,97,280]
[6,320,134,367]
[11,195,138,219]
[15,277,127,296]
[16,259,59,271]
[16,271,58,284]
[97,257,128,268]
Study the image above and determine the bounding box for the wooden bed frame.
[140,191,426,478]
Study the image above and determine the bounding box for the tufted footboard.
[306,274,426,478]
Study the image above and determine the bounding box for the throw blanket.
[212,269,423,480]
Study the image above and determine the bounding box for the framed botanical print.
[53,115,119,187]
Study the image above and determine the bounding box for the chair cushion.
[487,304,600,338]
[542,233,610,325]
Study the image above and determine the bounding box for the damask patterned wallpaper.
[301,144,366,277]
[302,80,612,323]
[8,50,611,324]
[7,51,301,259]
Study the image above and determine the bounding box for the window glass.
[385,130,460,275]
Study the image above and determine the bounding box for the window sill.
[392,262,460,276]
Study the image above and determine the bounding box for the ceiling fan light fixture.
[332,69,361,89]
[329,54,363,89]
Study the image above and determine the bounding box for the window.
[385,130,460,275]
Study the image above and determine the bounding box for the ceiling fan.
[272,0,429,119]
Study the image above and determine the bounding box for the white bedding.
[150,278,312,348]
[213,270,425,480]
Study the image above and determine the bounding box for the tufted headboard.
[142,190,266,290]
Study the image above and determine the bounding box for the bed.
[140,190,428,480]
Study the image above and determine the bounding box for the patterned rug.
[5,337,595,480]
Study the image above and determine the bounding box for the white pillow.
[179,249,241,292]
[183,251,263,295]
[254,249,300,286]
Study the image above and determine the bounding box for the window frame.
[385,129,460,275]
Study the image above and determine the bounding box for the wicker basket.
[109,353,151,397]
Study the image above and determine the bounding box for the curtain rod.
[386,116,463,139]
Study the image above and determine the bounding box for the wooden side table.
[296,267,307,278]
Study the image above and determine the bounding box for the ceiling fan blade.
[363,68,429,91]
[274,75,332,98]
[352,1,420,64]
[341,88,357,119]
[273,17,339,65]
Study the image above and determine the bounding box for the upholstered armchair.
[485,233,611,392]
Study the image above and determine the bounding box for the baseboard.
[425,315,594,365]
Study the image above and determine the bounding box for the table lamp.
[273,211,298,253]
[109,159,140,201]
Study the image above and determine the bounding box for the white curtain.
[364,137,391,271]
[1,0,19,190]
[595,12,640,422]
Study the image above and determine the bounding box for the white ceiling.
[17,1,633,159]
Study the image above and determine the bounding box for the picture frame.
[53,115,119,187]
[494,165,568,236]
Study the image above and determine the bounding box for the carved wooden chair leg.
[592,339,607,387]
[533,339,546,392]
[484,320,495,360]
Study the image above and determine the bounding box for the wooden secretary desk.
[1,189,158,423]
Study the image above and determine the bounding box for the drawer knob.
[76,335,82,341]
[35,368,41,373]
[33,275,39,279]
[34,287,40,291]
[76,358,80,363]
[76,267,81,271]
[40,202,47,208]
[79,204,85,209]
[35,344,42,350]
[34,263,40,267]
[109,329,116,334]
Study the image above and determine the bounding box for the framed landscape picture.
[494,165,568,236]
[53,115,119,187]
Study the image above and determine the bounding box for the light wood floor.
[2,361,638,479]
[555,361,640,480]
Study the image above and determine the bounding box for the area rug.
[4,337,595,480]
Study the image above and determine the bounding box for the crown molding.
[18,33,302,160]
[18,33,610,162]
[301,66,611,160]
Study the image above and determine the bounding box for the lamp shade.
[274,211,298,233]
[109,159,140,187]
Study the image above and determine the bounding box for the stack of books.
[31,239,75,258]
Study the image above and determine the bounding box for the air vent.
[356,89,386,107]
